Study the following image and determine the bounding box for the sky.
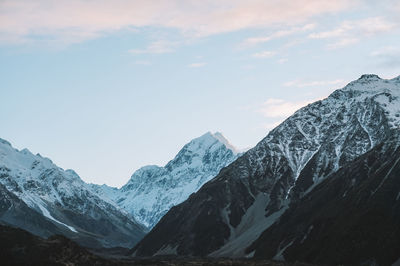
[1,0,400,187]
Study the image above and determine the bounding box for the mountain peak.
[391,75,400,83]
[192,132,238,154]
[114,131,240,228]
[358,74,381,81]
[340,74,399,95]
[0,138,12,147]
[212,132,239,154]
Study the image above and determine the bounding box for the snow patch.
[300,225,314,243]
[245,251,255,258]
[392,257,400,266]
[210,194,286,258]
[154,245,178,256]
[273,240,294,261]
[37,203,77,233]
[372,156,400,194]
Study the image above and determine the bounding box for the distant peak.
[21,148,32,155]
[391,75,400,82]
[187,132,238,153]
[358,74,381,81]
[341,74,386,92]
[211,132,238,153]
[0,138,12,147]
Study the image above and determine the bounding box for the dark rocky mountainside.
[132,74,400,260]
[247,134,400,266]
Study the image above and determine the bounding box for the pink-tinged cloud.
[0,0,357,45]
[241,23,315,48]
[308,17,396,49]
[129,40,178,54]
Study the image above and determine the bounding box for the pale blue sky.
[1,0,400,187]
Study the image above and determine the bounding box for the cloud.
[371,46,400,57]
[129,40,178,54]
[308,17,396,49]
[241,23,315,48]
[258,98,316,118]
[0,0,356,45]
[283,79,345,88]
[188,62,207,68]
[278,58,289,64]
[252,50,276,58]
[370,46,400,68]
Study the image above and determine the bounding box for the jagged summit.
[181,131,238,154]
[344,74,398,91]
[95,132,239,229]
[333,74,400,129]
[358,73,381,81]
[213,132,239,154]
[0,138,12,147]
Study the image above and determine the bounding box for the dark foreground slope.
[0,224,314,266]
[247,135,400,266]
[0,224,112,266]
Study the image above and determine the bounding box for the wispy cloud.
[129,40,178,54]
[308,17,396,49]
[371,46,400,68]
[283,79,345,88]
[0,0,356,45]
[241,23,315,48]
[278,58,289,64]
[252,50,276,58]
[188,62,207,68]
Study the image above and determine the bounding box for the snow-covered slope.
[0,139,146,248]
[93,132,239,228]
[132,74,400,257]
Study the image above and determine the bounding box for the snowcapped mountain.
[0,138,145,248]
[92,132,239,228]
[132,74,400,258]
[247,133,400,266]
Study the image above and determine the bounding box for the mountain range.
[0,138,146,248]
[1,74,400,265]
[131,74,400,265]
[0,131,239,248]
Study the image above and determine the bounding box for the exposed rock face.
[248,134,400,266]
[0,140,146,248]
[132,74,400,258]
[92,132,239,229]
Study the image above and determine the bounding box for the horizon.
[1,1,400,187]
